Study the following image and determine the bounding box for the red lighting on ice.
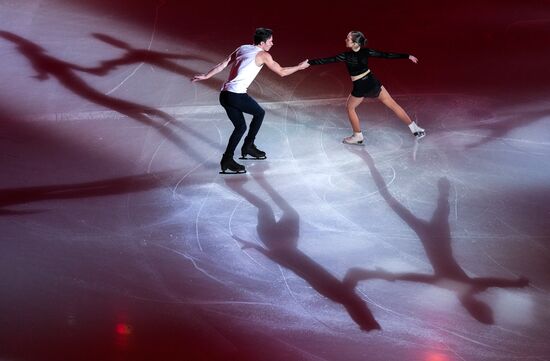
[116,323,132,336]
[426,353,449,361]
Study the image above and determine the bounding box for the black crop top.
[308,48,409,76]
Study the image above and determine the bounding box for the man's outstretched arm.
[259,51,309,77]
[191,51,234,81]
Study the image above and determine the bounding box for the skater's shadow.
[0,171,174,216]
[224,164,380,331]
[461,110,547,150]
[0,31,218,159]
[91,33,208,78]
[451,107,549,150]
[346,147,529,324]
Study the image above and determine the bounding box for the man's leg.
[220,92,247,155]
[219,91,247,173]
[224,107,247,157]
[238,94,266,158]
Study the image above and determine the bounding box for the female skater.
[308,31,424,144]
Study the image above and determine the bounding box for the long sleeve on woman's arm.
[308,53,346,65]
[367,49,409,59]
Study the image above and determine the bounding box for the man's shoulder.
[239,44,260,51]
[255,49,271,60]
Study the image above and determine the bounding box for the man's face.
[260,36,274,51]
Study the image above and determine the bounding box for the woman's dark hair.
[350,31,366,47]
[254,28,273,45]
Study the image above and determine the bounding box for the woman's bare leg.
[346,94,364,132]
[377,86,413,125]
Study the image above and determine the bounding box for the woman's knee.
[346,101,358,111]
[347,97,362,110]
[379,92,397,108]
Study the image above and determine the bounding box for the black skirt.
[351,72,382,98]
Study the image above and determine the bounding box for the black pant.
[219,90,265,157]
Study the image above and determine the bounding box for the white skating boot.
[408,121,426,139]
[343,132,364,145]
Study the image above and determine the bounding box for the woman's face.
[345,32,355,48]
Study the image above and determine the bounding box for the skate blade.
[219,169,247,174]
[342,140,365,146]
[414,132,426,140]
[239,155,267,160]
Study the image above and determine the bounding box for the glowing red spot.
[116,323,132,336]
[426,353,449,361]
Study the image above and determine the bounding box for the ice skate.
[220,154,246,174]
[409,122,426,139]
[342,133,364,145]
[240,143,267,159]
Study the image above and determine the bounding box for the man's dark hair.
[254,28,273,45]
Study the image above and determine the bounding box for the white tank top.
[222,45,263,93]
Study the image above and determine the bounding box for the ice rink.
[1,1,549,360]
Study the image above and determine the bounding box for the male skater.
[192,28,309,173]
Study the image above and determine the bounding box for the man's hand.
[191,74,208,82]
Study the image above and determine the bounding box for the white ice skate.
[413,130,426,139]
[409,122,426,139]
[342,133,364,145]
